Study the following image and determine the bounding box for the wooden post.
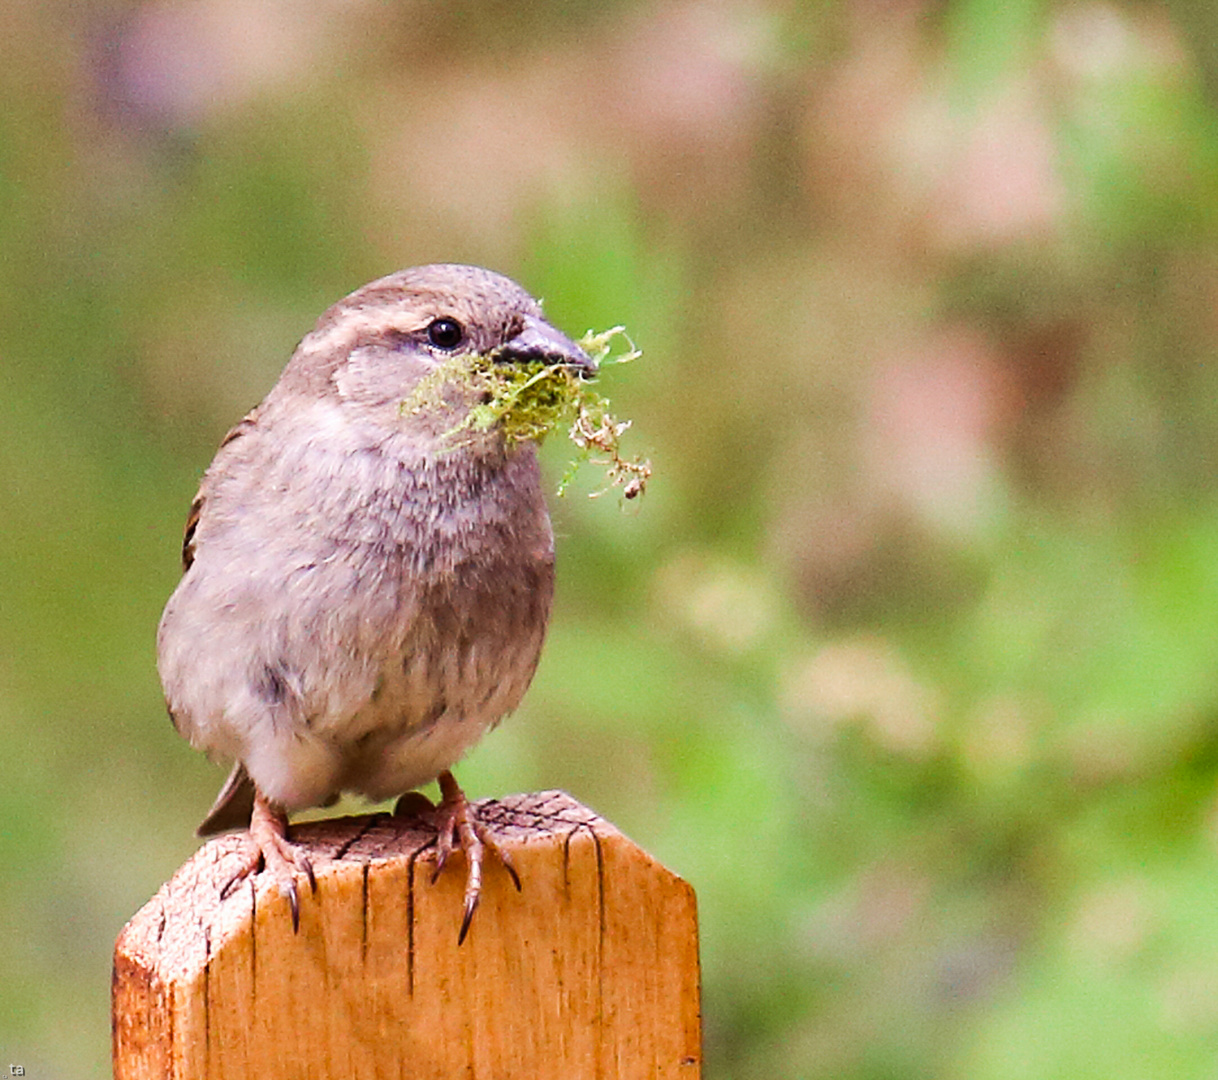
[112,790,701,1080]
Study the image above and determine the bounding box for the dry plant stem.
[220,791,316,932]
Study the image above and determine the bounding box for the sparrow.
[156,264,594,941]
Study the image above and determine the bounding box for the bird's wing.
[181,410,260,572]
[171,406,266,806]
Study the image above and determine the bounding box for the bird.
[156,264,594,941]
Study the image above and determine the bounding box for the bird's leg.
[397,771,521,944]
[219,789,316,932]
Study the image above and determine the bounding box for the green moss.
[404,326,651,500]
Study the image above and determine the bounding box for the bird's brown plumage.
[157,264,592,933]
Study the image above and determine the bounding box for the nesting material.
[406,327,651,501]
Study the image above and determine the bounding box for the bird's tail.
[197,761,257,836]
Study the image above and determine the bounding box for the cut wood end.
[115,789,673,983]
[113,790,701,1080]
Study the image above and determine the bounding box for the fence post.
[112,790,701,1079]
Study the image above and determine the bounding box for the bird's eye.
[426,318,464,350]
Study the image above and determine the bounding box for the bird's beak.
[497,316,597,378]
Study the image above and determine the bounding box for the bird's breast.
[292,425,555,751]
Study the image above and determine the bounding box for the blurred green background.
[7,0,1218,1076]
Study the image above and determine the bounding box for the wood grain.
[113,790,701,1080]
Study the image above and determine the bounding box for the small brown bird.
[157,264,593,940]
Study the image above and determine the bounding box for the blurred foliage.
[6,0,1218,1077]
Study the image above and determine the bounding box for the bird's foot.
[395,771,521,944]
[219,791,316,932]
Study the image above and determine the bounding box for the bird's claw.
[218,794,315,933]
[413,771,521,944]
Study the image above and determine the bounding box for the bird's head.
[280,265,595,444]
